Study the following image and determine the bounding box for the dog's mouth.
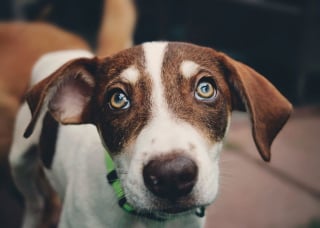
[135,197,206,216]
[136,207,195,221]
[134,202,207,221]
[158,205,197,214]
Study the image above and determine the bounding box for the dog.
[8,0,292,227]
[9,39,292,227]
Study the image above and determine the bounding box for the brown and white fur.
[9,40,292,228]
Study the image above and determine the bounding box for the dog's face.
[98,42,231,213]
[24,42,292,215]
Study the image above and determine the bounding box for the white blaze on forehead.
[180,60,200,79]
[140,42,206,154]
[120,66,140,84]
[142,42,168,115]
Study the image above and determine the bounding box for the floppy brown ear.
[24,58,98,138]
[218,53,292,161]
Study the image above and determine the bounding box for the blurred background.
[1,0,319,104]
[0,0,319,227]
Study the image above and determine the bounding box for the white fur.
[120,66,140,84]
[180,60,200,79]
[142,42,168,116]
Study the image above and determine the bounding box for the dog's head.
[24,42,292,215]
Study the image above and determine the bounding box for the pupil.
[201,84,209,93]
[116,93,125,103]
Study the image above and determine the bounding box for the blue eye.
[109,90,130,110]
[195,79,217,101]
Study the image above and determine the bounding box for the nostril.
[143,155,198,200]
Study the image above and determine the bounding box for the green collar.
[105,150,206,221]
[105,150,135,213]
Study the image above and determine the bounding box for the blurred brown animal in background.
[0,22,90,162]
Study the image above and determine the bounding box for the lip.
[157,201,203,215]
[153,199,210,215]
[159,206,195,214]
[135,201,199,216]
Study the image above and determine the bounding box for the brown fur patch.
[95,45,152,153]
[39,113,59,169]
[162,43,232,142]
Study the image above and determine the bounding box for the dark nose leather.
[143,155,198,200]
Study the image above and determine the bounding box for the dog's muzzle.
[105,149,205,220]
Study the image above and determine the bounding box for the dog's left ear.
[24,58,98,138]
[218,53,292,161]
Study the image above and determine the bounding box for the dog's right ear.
[24,58,98,138]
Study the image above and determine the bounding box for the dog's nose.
[143,155,198,200]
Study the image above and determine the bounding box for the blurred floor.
[0,106,319,228]
[205,106,320,228]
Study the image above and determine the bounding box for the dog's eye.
[195,79,217,101]
[109,90,131,110]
